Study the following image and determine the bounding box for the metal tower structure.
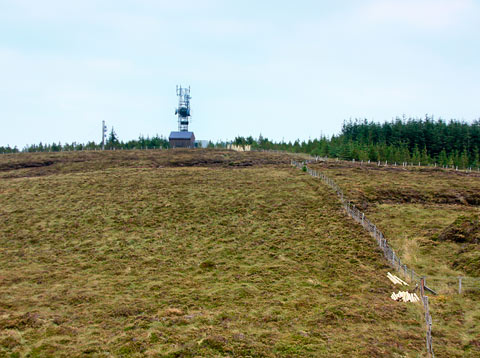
[175,85,191,132]
[101,120,107,150]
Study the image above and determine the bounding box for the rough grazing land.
[310,160,480,357]
[0,150,425,357]
[0,149,291,180]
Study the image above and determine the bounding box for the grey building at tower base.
[169,131,195,148]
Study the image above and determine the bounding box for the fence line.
[340,157,480,174]
[292,159,435,357]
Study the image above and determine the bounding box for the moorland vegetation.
[0,150,428,357]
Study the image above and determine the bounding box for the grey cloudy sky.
[1,0,479,148]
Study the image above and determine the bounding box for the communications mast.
[175,85,191,132]
[169,85,195,148]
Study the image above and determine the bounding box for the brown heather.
[0,150,429,357]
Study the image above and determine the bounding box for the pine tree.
[460,148,469,169]
[473,147,480,168]
[438,149,448,166]
[412,145,421,164]
[107,127,119,149]
[420,146,429,165]
[368,146,378,161]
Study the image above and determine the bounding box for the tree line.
[2,118,480,169]
[234,117,480,169]
[1,128,170,153]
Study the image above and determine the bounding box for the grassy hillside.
[310,160,480,357]
[0,149,291,179]
[0,150,426,357]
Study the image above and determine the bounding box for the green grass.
[0,150,425,357]
[310,160,480,357]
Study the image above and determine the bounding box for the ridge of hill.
[0,149,291,179]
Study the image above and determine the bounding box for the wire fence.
[292,160,425,282]
[339,157,480,174]
[419,279,434,357]
[419,276,480,295]
[293,158,480,293]
[292,159,443,356]
[293,156,480,356]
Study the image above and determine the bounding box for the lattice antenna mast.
[175,85,191,132]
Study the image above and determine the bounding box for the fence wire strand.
[292,159,437,357]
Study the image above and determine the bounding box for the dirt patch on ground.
[438,215,480,244]
[369,188,480,206]
[0,160,57,171]
[434,215,480,276]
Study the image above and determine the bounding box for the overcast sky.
[1,0,479,148]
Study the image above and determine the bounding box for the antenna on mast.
[175,85,191,131]
[101,120,107,150]
[169,85,195,148]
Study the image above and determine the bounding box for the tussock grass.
[311,160,480,357]
[0,151,425,357]
[0,149,291,180]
